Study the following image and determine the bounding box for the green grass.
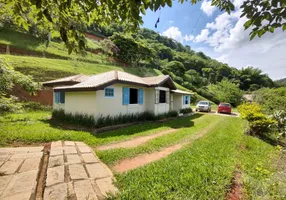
[96,114,223,165]
[0,28,104,62]
[0,111,282,198]
[0,111,202,147]
[114,117,280,199]
[2,55,160,81]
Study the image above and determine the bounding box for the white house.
[43,70,192,118]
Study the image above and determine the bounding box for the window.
[184,95,190,105]
[104,88,114,97]
[159,90,166,103]
[129,88,138,104]
[55,91,65,104]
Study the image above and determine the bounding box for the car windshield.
[198,101,209,105]
[220,103,230,107]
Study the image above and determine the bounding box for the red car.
[218,103,232,114]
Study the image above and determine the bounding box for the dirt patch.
[97,129,178,151]
[226,166,244,200]
[112,121,220,173]
[34,143,51,200]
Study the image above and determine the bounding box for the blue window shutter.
[122,87,130,105]
[183,96,186,105]
[55,92,59,103]
[138,89,144,105]
[60,92,65,103]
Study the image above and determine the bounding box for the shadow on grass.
[41,113,203,139]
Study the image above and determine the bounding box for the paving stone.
[0,160,4,167]
[74,180,97,200]
[46,166,65,186]
[82,153,99,163]
[0,154,11,161]
[50,147,63,156]
[66,154,81,165]
[95,177,118,197]
[75,142,86,146]
[64,146,77,154]
[68,164,88,180]
[64,141,75,146]
[0,170,37,200]
[0,159,23,175]
[19,157,41,173]
[10,152,43,160]
[0,175,13,195]
[86,163,111,179]
[48,155,64,168]
[0,147,43,154]
[51,141,62,148]
[44,183,67,200]
[78,146,92,153]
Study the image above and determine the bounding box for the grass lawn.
[114,117,280,199]
[96,114,223,165]
[0,111,202,147]
[0,111,282,198]
[2,55,160,82]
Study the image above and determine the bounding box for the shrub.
[22,101,51,111]
[238,103,276,139]
[180,108,193,114]
[238,102,262,120]
[52,110,178,128]
[0,96,21,114]
[272,110,286,138]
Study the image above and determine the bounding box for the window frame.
[159,90,167,104]
[104,87,115,98]
[129,88,139,104]
[184,95,190,105]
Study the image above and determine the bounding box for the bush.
[238,103,276,138]
[0,96,21,114]
[52,110,178,128]
[272,110,286,138]
[22,101,51,111]
[180,108,193,114]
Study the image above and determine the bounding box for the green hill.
[0,27,215,104]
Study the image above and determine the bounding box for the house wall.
[65,91,97,116]
[94,83,147,117]
[53,84,173,117]
[173,94,191,111]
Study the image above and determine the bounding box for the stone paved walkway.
[0,141,117,200]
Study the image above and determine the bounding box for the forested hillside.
[275,78,286,87]
[88,24,274,103]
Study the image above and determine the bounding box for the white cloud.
[162,26,194,43]
[168,20,174,24]
[201,0,216,16]
[194,2,286,79]
[194,29,210,42]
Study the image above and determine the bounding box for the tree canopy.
[2,0,285,53]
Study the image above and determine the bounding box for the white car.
[195,101,211,112]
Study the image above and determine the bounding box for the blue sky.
[141,1,286,80]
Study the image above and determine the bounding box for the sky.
[141,0,286,80]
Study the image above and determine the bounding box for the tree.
[2,0,284,53]
[161,61,186,77]
[0,57,40,113]
[208,79,243,106]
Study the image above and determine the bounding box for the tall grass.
[52,109,178,128]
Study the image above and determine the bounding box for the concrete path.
[0,141,117,200]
